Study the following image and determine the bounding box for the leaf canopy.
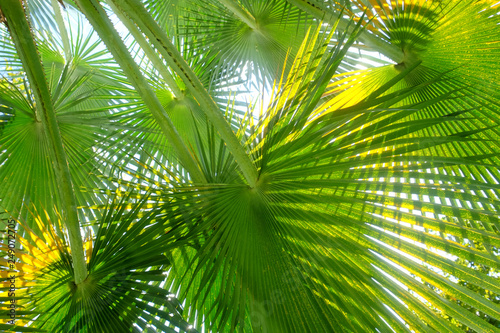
[1,0,500,332]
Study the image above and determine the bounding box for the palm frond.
[123,19,500,332]
[1,198,197,332]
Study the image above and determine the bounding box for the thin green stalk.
[217,0,259,32]
[286,0,405,63]
[50,0,71,60]
[108,1,182,98]
[1,0,88,283]
[73,0,206,183]
[110,0,259,188]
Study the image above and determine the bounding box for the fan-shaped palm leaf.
[120,22,500,332]
[0,198,196,332]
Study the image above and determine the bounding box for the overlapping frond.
[125,19,500,332]
[143,0,312,86]
[0,199,196,332]
[0,27,133,229]
[1,0,499,332]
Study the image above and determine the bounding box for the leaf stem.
[108,1,182,98]
[1,0,88,284]
[111,0,259,188]
[73,0,206,184]
[50,0,71,60]
[217,0,260,32]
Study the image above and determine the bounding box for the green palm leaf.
[144,0,311,86]
[0,20,134,230]
[1,197,196,332]
[1,0,500,332]
[148,23,498,332]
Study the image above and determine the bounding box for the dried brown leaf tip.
[0,8,5,25]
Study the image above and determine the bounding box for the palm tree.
[1,0,499,332]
